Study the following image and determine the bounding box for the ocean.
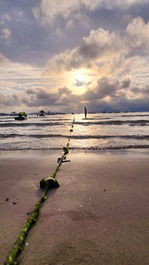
[0,112,149,151]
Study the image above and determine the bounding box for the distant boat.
[38,110,46,116]
[15,112,27,120]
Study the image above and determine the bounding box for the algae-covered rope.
[4,117,75,265]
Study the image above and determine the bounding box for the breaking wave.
[0,120,149,128]
[0,122,66,127]
[1,113,149,152]
[0,134,149,140]
[75,120,149,126]
[0,144,149,151]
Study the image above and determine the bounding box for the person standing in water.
[84,106,87,119]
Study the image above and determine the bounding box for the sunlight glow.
[68,69,93,95]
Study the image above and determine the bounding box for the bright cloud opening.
[67,69,93,95]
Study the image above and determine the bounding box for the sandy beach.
[1,0,149,263]
[0,150,149,265]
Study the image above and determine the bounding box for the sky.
[0,0,149,113]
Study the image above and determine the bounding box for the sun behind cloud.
[67,68,94,95]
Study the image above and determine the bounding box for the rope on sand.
[4,117,75,265]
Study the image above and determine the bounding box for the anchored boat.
[15,112,27,120]
[38,110,46,116]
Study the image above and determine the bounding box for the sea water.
[0,112,149,151]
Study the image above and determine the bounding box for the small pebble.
[12,202,17,205]
[104,189,106,192]
[6,198,9,201]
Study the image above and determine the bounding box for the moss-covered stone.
[40,177,60,189]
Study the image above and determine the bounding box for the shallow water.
[0,112,149,151]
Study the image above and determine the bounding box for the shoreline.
[0,150,149,264]
[0,147,149,155]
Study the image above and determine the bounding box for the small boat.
[38,110,46,116]
[15,112,27,121]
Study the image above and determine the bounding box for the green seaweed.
[5,192,46,265]
[5,184,52,265]
[5,120,74,265]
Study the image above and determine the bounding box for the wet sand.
[0,150,149,265]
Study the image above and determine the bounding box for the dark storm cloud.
[48,28,122,71]
[1,76,148,112]
[23,76,149,112]
[86,96,149,113]
[121,79,131,88]
[129,1,149,22]
[131,85,149,95]
[26,88,35,95]
[84,1,149,32]
[80,74,149,112]
[0,0,149,112]
[0,0,149,66]
[24,88,57,106]
[111,97,149,112]
[0,93,20,107]
[24,87,80,109]
[83,77,130,101]
[0,0,68,65]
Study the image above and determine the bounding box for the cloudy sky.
[0,0,149,113]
